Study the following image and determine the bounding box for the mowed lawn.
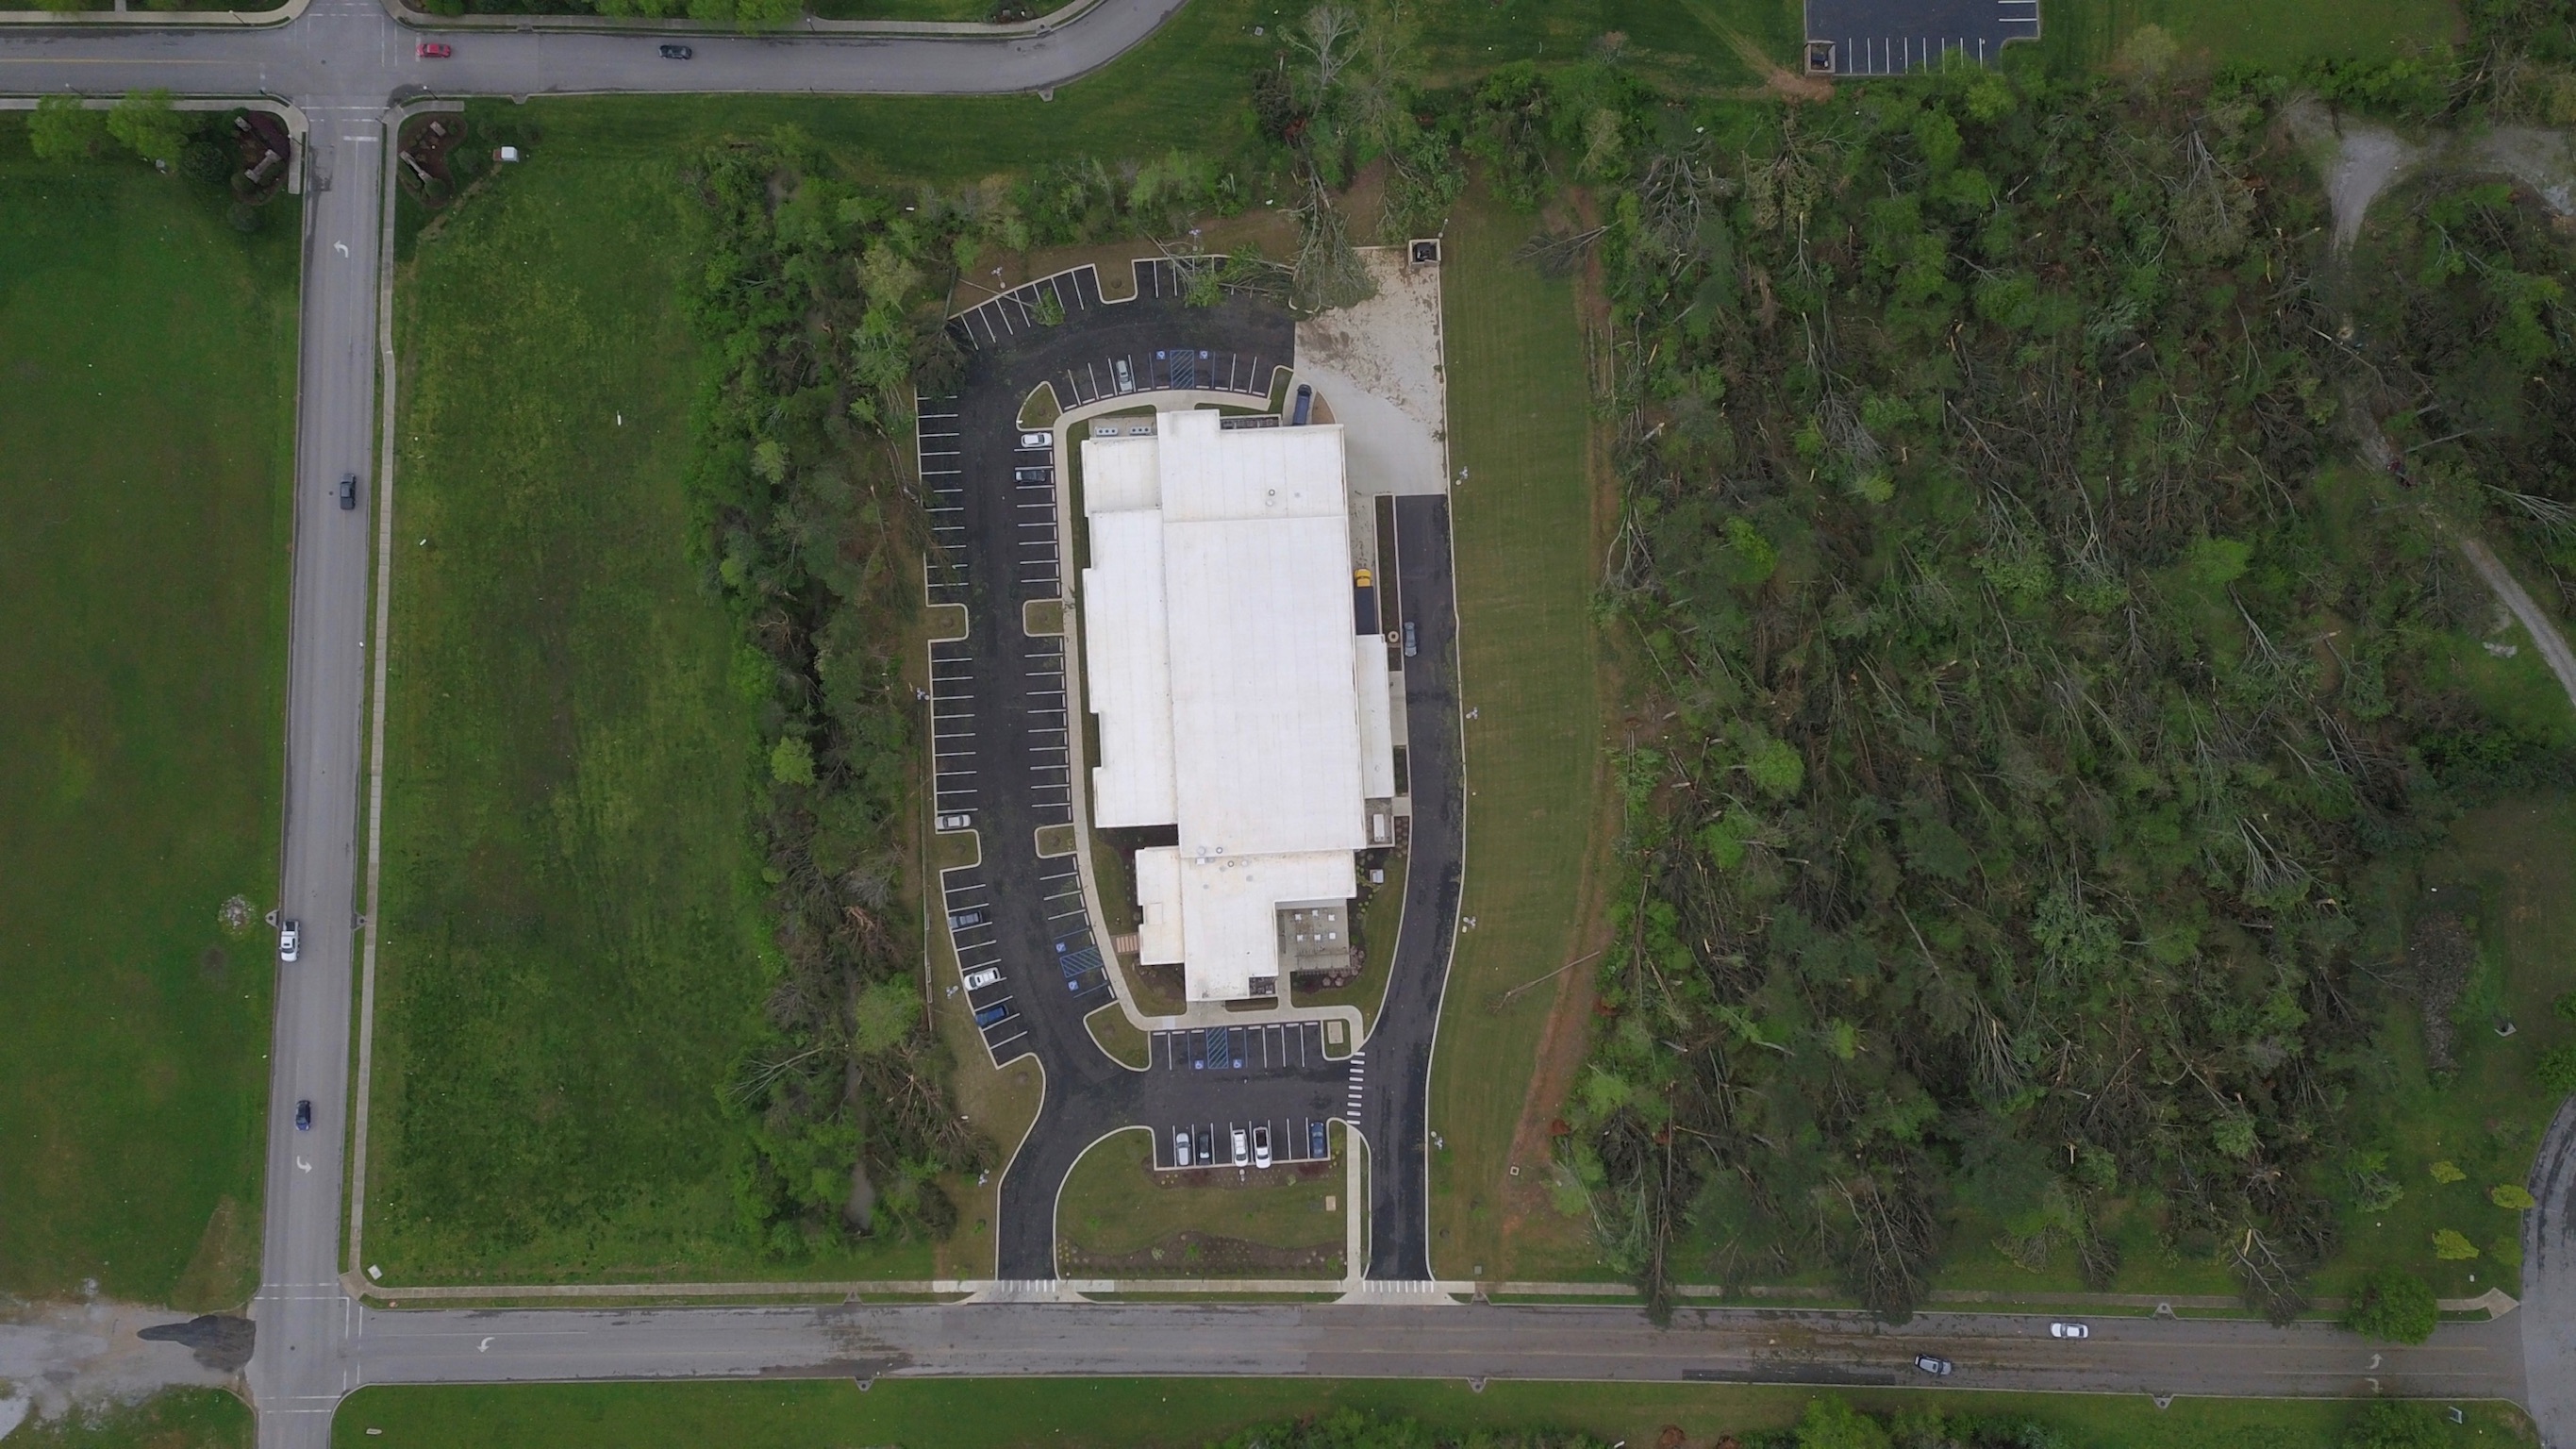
[373,152,924,1282]
[328,1377,2524,1449]
[1422,192,1614,1283]
[0,133,297,1309]
[2040,0,2461,68]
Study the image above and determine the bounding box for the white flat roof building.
[1082,408,1396,1001]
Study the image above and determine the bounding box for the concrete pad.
[1294,247,1449,498]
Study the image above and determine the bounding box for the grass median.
[1055,1127,1346,1278]
[0,128,298,1309]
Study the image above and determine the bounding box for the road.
[335,1300,2525,1402]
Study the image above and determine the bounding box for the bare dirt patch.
[0,1298,241,1427]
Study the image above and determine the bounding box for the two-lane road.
[340,1301,2525,1404]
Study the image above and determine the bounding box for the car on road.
[1252,1124,1271,1169]
[1402,620,1418,658]
[294,1099,313,1131]
[961,966,1001,991]
[278,920,300,962]
[339,474,357,509]
[1913,1355,1953,1376]
[2049,1322,2088,1340]
[658,42,692,58]
[1172,1128,1192,1168]
[1230,1126,1249,1165]
[1020,431,1051,450]
[1308,1120,1328,1158]
[415,41,452,58]
[973,1003,1010,1028]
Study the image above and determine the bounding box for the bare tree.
[1290,2,1358,100]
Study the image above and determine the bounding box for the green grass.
[372,145,925,1284]
[330,1378,2532,1449]
[1422,191,1615,1285]
[1055,1128,1345,1276]
[806,0,992,19]
[0,129,298,1309]
[2318,792,2576,1300]
[2038,0,2463,71]
[3,1389,253,1449]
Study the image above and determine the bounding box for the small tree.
[769,736,817,788]
[27,95,107,162]
[1795,1395,1891,1449]
[2340,1269,2437,1343]
[107,90,187,167]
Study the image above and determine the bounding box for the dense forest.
[1554,8,2576,1318]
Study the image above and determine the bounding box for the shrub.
[2537,1042,2576,1093]
[2340,1400,2444,1449]
[179,140,232,186]
[2433,1228,2481,1259]
[2340,1269,2437,1343]
[2490,1183,2536,1210]
[225,201,264,235]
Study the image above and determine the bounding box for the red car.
[416,41,453,58]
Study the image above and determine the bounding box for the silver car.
[1173,1128,1193,1168]
[1229,1126,1248,1165]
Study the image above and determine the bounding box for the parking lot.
[1151,1113,1338,1172]
[1804,0,2040,74]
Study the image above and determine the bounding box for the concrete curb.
[377,0,1102,40]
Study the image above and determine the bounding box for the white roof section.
[1083,510,1177,827]
[1142,850,1355,1003]
[1079,408,1389,1001]
[1164,513,1365,858]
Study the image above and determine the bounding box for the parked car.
[1913,1355,1953,1376]
[948,908,986,930]
[339,474,357,509]
[1194,1124,1212,1164]
[1172,1128,1193,1168]
[973,1003,1010,1028]
[278,920,300,963]
[294,1099,313,1131]
[1113,357,1136,392]
[658,42,692,58]
[961,966,1001,991]
[1252,1124,1272,1169]
[2049,1322,2089,1340]
[415,41,452,58]
[1230,1126,1249,1165]
[1020,431,1051,450]
[1308,1120,1328,1158]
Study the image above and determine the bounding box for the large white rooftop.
[1080,408,1392,1001]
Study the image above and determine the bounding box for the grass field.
[2038,0,2462,70]
[3,1389,253,1449]
[1055,1128,1345,1276]
[328,1377,2534,1449]
[1421,192,1616,1285]
[0,130,298,1310]
[371,146,929,1284]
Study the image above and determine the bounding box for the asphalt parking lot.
[1804,0,2040,74]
